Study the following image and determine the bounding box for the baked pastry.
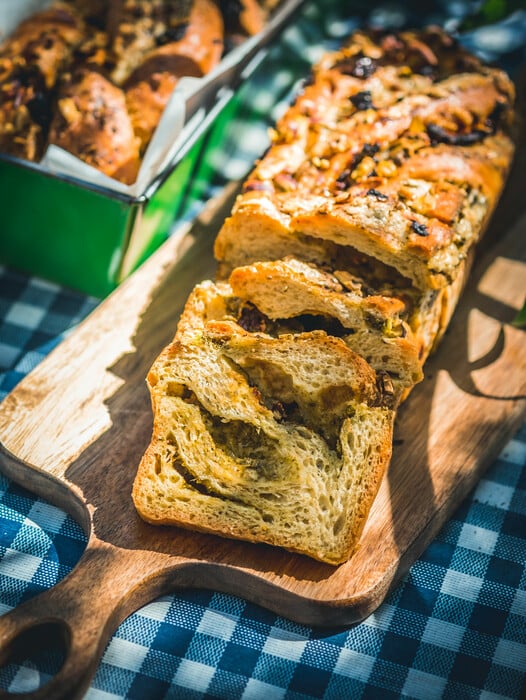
[214,28,515,291]
[0,4,84,161]
[132,287,396,564]
[124,0,224,151]
[133,27,515,564]
[48,68,141,183]
[0,0,278,180]
[0,4,84,89]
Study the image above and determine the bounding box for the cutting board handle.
[0,539,160,700]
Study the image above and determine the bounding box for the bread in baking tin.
[0,0,279,180]
[219,0,268,47]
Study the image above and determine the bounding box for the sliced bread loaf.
[132,298,396,564]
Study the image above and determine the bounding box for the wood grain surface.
[0,168,525,698]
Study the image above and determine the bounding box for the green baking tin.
[0,0,305,298]
[0,129,207,299]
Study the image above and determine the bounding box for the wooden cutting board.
[0,175,525,699]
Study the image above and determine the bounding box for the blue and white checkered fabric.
[1,346,525,699]
[1,1,526,697]
[0,266,98,397]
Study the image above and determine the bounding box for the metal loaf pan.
[0,0,304,298]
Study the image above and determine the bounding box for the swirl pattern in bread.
[133,281,397,564]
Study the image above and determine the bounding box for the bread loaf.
[133,27,515,563]
[0,0,278,181]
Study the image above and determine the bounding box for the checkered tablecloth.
[0,270,525,699]
[1,2,525,698]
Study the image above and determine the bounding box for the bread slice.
[175,274,420,391]
[214,28,515,291]
[174,277,399,422]
[132,301,396,564]
[228,257,424,391]
[176,268,463,401]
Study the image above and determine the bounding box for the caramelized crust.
[0,4,84,161]
[48,69,141,183]
[216,28,515,290]
[0,4,84,89]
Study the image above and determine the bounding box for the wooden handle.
[0,540,166,700]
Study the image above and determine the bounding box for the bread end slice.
[132,311,395,564]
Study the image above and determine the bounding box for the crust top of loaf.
[216,28,515,289]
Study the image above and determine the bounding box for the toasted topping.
[226,27,514,289]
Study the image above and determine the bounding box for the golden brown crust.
[229,257,407,321]
[0,4,84,161]
[48,69,141,183]
[0,5,85,88]
[216,28,515,290]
